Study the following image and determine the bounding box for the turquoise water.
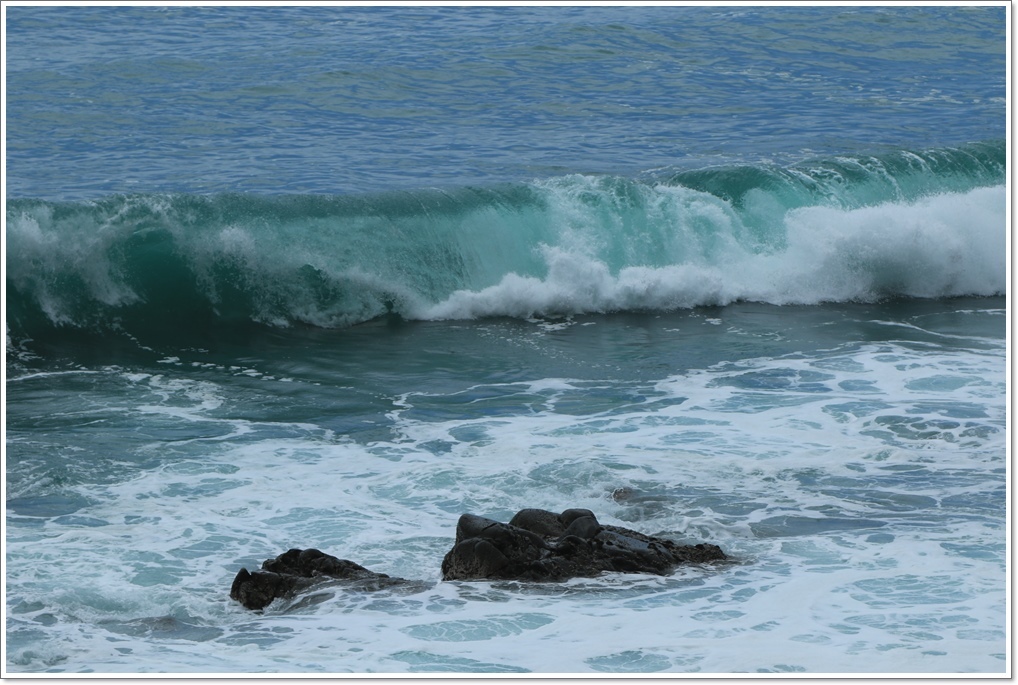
[4,4,1009,675]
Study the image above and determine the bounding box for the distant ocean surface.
[5,4,1008,675]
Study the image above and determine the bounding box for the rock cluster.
[442,508,726,581]
[230,508,727,610]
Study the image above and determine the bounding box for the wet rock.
[442,508,726,581]
[230,510,727,610]
[229,547,413,611]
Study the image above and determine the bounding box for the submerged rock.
[230,509,726,610]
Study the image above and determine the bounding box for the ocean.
[4,3,1009,675]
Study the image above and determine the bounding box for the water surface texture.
[5,4,1008,675]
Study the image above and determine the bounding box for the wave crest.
[6,141,1006,338]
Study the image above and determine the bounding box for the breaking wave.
[6,140,1006,339]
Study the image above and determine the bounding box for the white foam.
[7,201,144,324]
[419,186,1005,321]
[5,333,1006,674]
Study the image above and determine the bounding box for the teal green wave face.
[669,140,1004,206]
[5,140,1006,340]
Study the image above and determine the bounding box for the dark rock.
[441,508,726,581]
[229,547,415,611]
[230,510,728,610]
[509,508,566,537]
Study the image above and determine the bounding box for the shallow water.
[6,298,1007,673]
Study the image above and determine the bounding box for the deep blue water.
[4,4,1009,675]
[5,5,1005,198]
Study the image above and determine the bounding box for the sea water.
[4,4,1009,675]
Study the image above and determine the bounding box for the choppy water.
[4,3,1009,675]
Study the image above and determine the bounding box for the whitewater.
[4,3,1009,676]
[6,143,1006,332]
[6,301,1007,673]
